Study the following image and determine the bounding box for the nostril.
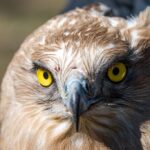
[85,82,89,92]
[82,81,93,97]
[81,80,89,92]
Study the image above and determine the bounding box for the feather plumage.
[0,3,150,150]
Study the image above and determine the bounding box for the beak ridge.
[64,77,90,131]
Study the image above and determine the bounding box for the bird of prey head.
[0,3,150,150]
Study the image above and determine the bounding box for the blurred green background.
[0,0,68,83]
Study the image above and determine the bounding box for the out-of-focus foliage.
[0,0,68,82]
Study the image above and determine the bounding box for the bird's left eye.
[36,68,53,87]
[107,62,127,83]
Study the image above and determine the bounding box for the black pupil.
[112,67,120,75]
[43,72,49,79]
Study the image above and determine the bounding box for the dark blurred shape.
[63,0,150,17]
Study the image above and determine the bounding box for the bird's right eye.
[36,68,53,87]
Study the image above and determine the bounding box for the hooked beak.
[64,75,99,132]
[71,92,80,132]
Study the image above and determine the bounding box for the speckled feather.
[0,3,150,150]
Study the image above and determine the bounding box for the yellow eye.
[107,62,127,82]
[36,68,53,87]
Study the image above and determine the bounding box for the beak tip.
[73,114,80,132]
[76,121,79,132]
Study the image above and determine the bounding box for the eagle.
[0,3,150,150]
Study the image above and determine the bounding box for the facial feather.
[0,4,150,150]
